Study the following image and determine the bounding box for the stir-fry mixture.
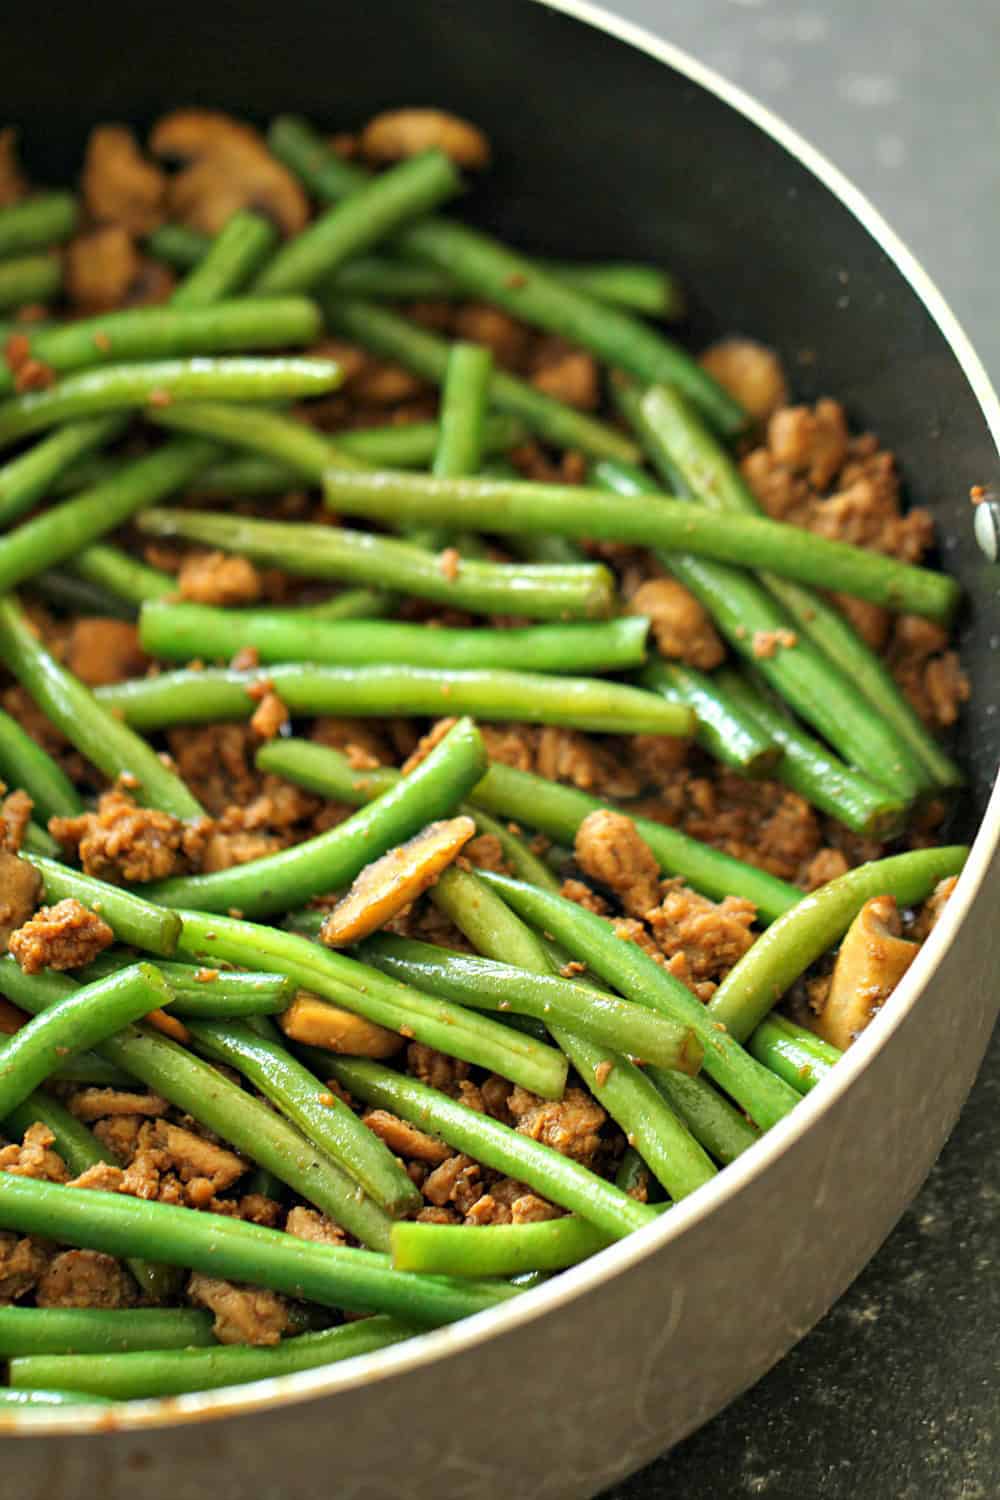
[0,108,970,1409]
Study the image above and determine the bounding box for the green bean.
[295,587,396,621]
[0,414,127,528]
[631,382,952,785]
[748,1014,842,1095]
[0,1175,519,1325]
[145,224,212,270]
[707,845,968,1040]
[0,253,60,313]
[360,935,703,1073]
[255,739,561,893]
[324,296,639,462]
[645,1069,760,1165]
[142,714,486,915]
[471,761,801,922]
[98,660,694,738]
[170,212,278,308]
[68,542,173,606]
[0,1386,113,1407]
[0,436,215,596]
[0,357,341,450]
[151,399,365,477]
[326,1057,657,1239]
[429,865,718,1202]
[80,952,294,1018]
[477,871,801,1132]
[17,860,181,956]
[0,963,171,1119]
[0,1307,215,1357]
[0,193,77,257]
[257,150,462,297]
[391,1216,614,1278]
[29,568,137,621]
[0,300,322,399]
[321,465,958,624]
[639,659,780,776]
[136,504,614,620]
[3,1089,166,1299]
[20,821,60,857]
[258,738,799,923]
[187,1016,420,1217]
[0,595,203,820]
[174,911,569,1097]
[592,456,930,801]
[716,668,908,837]
[614,1145,654,1198]
[10,1318,419,1401]
[0,705,82,818]
[139,600,650,675]
[763,575,964,790]
[2,965,394,1247]
[44,1055,135,1087]
[408,339,492,549]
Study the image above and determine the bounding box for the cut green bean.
[639,659,780,776]
[427,865,718,1202]
[391,1216,614,1278]
[0,706,82,818]
[408,338,492,549]
[614,1145,656,1198]
[0,594,204,819]
[139,600,650,674]
[18,860,181,956]
[294,587,396,621]
[716,668,908,837]
[80,952,294,1018]
[151,399,365,477]
[646,1069,760,1165]
[0,437,215,599]
[360,934,703,1073]
[0,253,60,313]
[0,1175,519,1325]
[170,212,278,308]
[324,297,639,462]
[20,820,60,857]
[0,414,127,528]
[10,1317,418,1401]
[592,457,929,800]
[0,963,171,1119]
[0,193,77,257]
[256,738,561,893]
[320,465,958,624]
[0,299,322,398]
[707,845,968,1041]
[68,542,174,606]
[0,357,341,450]
[142,715,486,916]
[323,1057,657,1240]
[0,1386,113,1408]
[146,223,212,270]
[136,504,614,620]
[98,660,694,738]
[257,150,462,297]
[0,1306,215,1357]
[45,1055,136,1087]
[29,568,137,621]
[174,910,569,1097]
[477,871,800,1132]
[187,1016,421,1217]
[748,1014,842,1095]
[4,1089,167,1299]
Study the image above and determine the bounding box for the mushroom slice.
[319,815,477,947]
[149,110,308,237]
[278,992,404,1060]
[359,108,490,169]
[813,895,919,1049]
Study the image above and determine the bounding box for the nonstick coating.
[1,1,998,1493]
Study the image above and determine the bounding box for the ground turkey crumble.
[8,898,113,973]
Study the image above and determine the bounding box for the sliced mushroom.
[812,895,919,1049]
[149,110,308,237]
[699,338,788,424]
[320,816,476,947]
[82,125,167,235]
[359,108,490,170]
[278,992,404,1059]
[64,224,142,313]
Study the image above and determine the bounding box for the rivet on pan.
[974,498,1000,563]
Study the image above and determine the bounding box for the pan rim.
[5,0,999,1438]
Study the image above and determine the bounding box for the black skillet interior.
[5,0,997,826]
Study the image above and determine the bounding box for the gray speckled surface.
[597,3,1000,1496]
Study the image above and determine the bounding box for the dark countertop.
[597,3,1000,1497]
